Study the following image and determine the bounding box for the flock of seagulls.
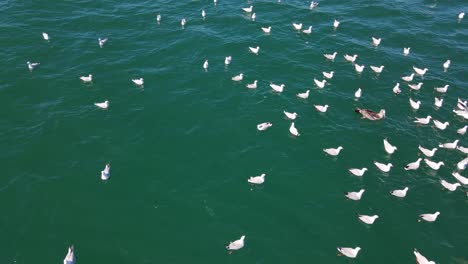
[25,1,466,262]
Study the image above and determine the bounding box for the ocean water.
[0,0,467,263]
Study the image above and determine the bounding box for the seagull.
[459,11,465,20]
[101,163,110,180]
[418,146,437,157]
[337,247,361,258]
[314,104,329,113]
[457,146,468,154]
[419,211,440,222]
[414,249,436,264]
[323,146,343,156]
[261,26,271,33]
[374,161,393,172]
[370,65,384,73]
[372,37,381,46]
[383,138,397,154]
[257,122,272,131]
[457,98,467,110]
[226,235,245,251]
[270,83,284,92]
[27,61,40,71]
[434,97,443,108]
[354,64,365,73]
[322,71,334,79]
[402,73,414,82]
[309,1,319,9]
[409,98,421,110]
[345,189,365,200]
[408,82,423,91]
[349,168,367,177]
[203,60,209,70]
[434,84,449,93]
[391,187,409,198]
[358,214,379,225]
[242,6,253,13]
[289,122,300,136]
[63,246,75,264]
[314,79,327,88]
[403,47,410,56]
[248,173,265,184]
[324,52,337,61]
[225,56,232,65]
[249,46,260,55]
[181,18,186,27]
[452,171,468,185]
[439,139,459,149]
[405,158,422,171]
[414,116,432,125]
[302,26,312,34]
[457,125,467,135]
[246,80,257,89]
[95,100,109,109]
[413,66,428,76]
[98,37,108,48]
[202,10,206,19]
[393,83,401,95]
[42,32,49,41]
[297,90,310,99]
[424,159,444,170]
[132,78,144,86]
[213,0,217,5]
[284,111,297,120]
[344,54,358,63]
[251,13,256,21]
[453,109,468,119]
[355,108,385,120]
[333,19,340,28]
[443,60,450,70]
[355,88,362,98]
[292,23,302,30]
[433,120,449,130]
[156,14,161,23]
[232,73,243,81]
[80,74,93,82]
[458,158,468,170]
[440,179,461,191]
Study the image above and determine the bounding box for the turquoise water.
[1,0,467,263]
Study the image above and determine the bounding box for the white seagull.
[95,100,109,109]
[225,56,232,65]
[403,47,410,56]
[226,235,245,251]
[418,145,437,157]
[310,1,319,9]
[424,159,444,170]
[314,79,327,88]
[434,84,449,93]
[391,187,409,198]
[248,173,265,184]
[383,138,397,154]
[292,23,302,30]
[156,14,161,23]
[289,122,300,136]
[324,52,337,61]
[349,168,367,177]
[63,246,75,264]
[251,13,256,21]
[242,5,253,13]
[181,18,186,27]
[322,71,334,79]
[323,146,343,156]
[372,37,381,46]
[297,90,310,99]
[409,98,421,110]
[452,171,468,185]
[408,82,423,91]
[314,104,329,113]
[433,120,449,130]
[257,122,272,131]
[414,116,432,125]
[402,73,414,82]
[434,97,443,108]
[232,73,244,81]
[355,88,362,98]
[374,161,393,172]
[246,80,257,89]
[302,26,313,34]
[438,139,459,149]
[443,59,450,70]
[202,10,206,19]
[354,64,365,73]
[459,12,465,20]
[203,60,209,70]
[440,179,461,191]
[405,158,422,171]
[393,83,401,95]
[345,189,365,200]
[249,46,260,55]
[370,65,384,73]
[284,111,297,120]
[358,214,379,225]
[27,61,40,71]
[80,74,93,82]
[457,146,468,154]
[337,247,361,258]
[414,249,436,264]
[98,37,108,48]
[270,83,284,92]
[413,66,428,76]
[458,125,467,135]
[344,54,358,63]
[42,32,49,41]
[457,158,468,170]
[333,19,340,28]
[261,26,271,33]
[101,163,110,180]
[419,211,440,222]
[132,78,144,86]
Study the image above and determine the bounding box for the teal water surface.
[1,0,467,263]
